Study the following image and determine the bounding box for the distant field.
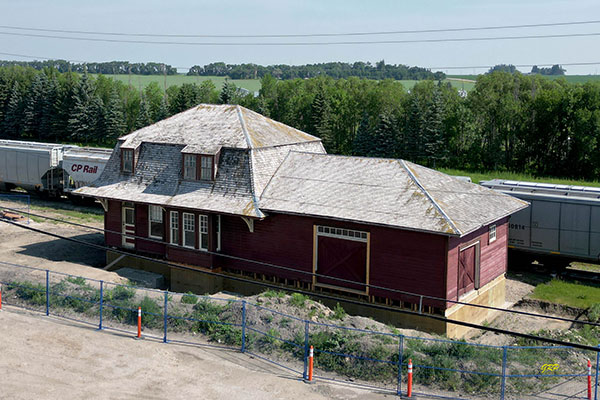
[448,74,600,85]
[92,74,478,93]
[91,74,262,92]
[437,168,600,187]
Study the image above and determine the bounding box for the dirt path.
[0,307,394,400]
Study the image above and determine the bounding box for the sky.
[2,0,600,75]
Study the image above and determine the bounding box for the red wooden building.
[77,104,527,337]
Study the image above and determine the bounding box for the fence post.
[163,291,168,343]
[98,281,103,330]
[594,344,599,400]
[500,346,508,400]
[45,270,50,316]
[303,320,309,380]
[397,335,404,396]
[241,300,247,353]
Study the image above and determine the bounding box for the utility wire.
[1,31,600,46]
[2,205,599,328]
[0,216,598,352]
[1,19,600,38]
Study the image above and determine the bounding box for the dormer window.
[122,149,134,173]
[182,153,215,181]
[183,154,197,180]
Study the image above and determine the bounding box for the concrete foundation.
[106,251,506,338]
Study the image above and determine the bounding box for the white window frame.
[170,211,179,245]
[200,156,213,180]
[183,154,196,180]
[199,214,209,251]
[216,215,221,251]
[148,205,164,239]
[183,212,195,249]
[316,225,368,243]
[489,224,497,244]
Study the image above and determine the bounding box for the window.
[122,149,133,173]
[489,224,497,243]
[170,211,179,245]
[316,225,368,242]
[148,205,164,239]
[183,213,195,248]
[183,154,196,180]
[199,214,209,250]
[200,156,213,180]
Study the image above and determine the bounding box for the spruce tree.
[135,95,152,130]
[156,95,170,122]
[219,79,237,104]
[2,81,24,139]
[68,72,95,143]
[404,95,424,162]
[104,89,125,142]
[310,89,335,150]
[371,112,397,158]
[423,88,446,167]
[352,112,372,156]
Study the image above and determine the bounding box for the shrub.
[181,292,198,305]
[289,293,308,308]
[330,303,346,320]
[262,290,286,299]
[9,281,46,306]
[588,303,600,322]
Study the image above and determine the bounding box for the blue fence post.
[163,291,168,343]
[594,344,599,400]
[45,269,49,316]
[241,300,247,353]
[500,346,508,400]
[397,334,404,396]
[98,281,104,330]
[303,320,310,380]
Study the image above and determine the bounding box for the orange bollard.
[588,359,592,400]
[137,307,142,338]
[308,345,314,382]
[407,358,413,398]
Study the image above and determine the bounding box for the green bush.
[289,293,308,308]
[181,292,198,305]
[262,290,286,299]
[9,281,46,306]
[588,303,600,322]
[330,303,346,320]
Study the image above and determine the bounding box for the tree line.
[488,64,566,76]
[187,61,445,80]
[0,60,178,75]
[0,65,599,180]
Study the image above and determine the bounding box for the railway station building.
[77,104,528,337]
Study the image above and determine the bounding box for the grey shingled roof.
[259,152,528,236]
[76,105,326,217]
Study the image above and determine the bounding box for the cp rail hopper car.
[0,140,112,198]
[481,179,600,267]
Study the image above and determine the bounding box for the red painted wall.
[105,200,121,248]
[446,218,509,302]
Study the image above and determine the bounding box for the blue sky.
[2,0,600,74]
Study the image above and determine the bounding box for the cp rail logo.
[540,363,559,373]
[71,164,99,174]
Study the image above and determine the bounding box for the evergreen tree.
[24,73,51,139]
[352,112,372,156]
[371,112,397,158]
[219,79,236,104]
[2,81,24,139]
[423,88,446,167]
[135,95,152,130]
[67,73,100,143]
[310,88,335,150]
[403,95,424,161]
[40,75,58,140]
[156,95,170,121]
[104,88,125,142]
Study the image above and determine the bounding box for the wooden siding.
[446,218,509,302]
[105,200,121,247]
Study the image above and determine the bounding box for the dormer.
[181,146,220,181]
[120,145,140,174]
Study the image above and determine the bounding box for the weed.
[330,303,346,320]
[262,290,286,299]
[181,292,198,305]
[289,293,308,308]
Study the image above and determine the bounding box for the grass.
[437,167,600,187]
[530,279,600,309]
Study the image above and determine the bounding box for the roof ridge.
[237,105,264,218]
[400,160,461,235]
[236,105,253,149]
[258,149,295,201]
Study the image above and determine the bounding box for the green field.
[448,74,600,85]
[530,279,600,309]
[437,168,600,187]
[91,74,262,93]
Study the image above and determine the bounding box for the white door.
[122,204,135,248]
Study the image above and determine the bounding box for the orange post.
[588,359,592,400]
[308,345,314,382]
[137,307,142,338]
[407,358,413,398]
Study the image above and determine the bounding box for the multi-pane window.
[489,224,497,243]
[183,154,196,180]
[200,156,213,180]
[199,214,209,250]
[149,205,163,239]
[170,211,179,245]
[122,150,133,173]
[183,213,195,248]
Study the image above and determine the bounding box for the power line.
[2,205,599,329]
[1,30,600,46]
[0,216,598,352]
[1,19,600,38]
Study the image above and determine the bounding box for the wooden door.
[458,244,477,297]
[122,204,135,248]
[316,235,367,292]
